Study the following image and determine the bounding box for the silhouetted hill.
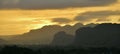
[74,23,120,47]
[3,23,86,44]
[11,25,63,44]
[0,23,96,45]
[51,31,74,46]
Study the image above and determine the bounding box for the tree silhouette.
[0,45,35,54]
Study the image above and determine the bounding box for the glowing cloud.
[74,11,120,23]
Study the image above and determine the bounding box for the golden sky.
[0,0,120,35]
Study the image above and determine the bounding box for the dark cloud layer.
[52,18,71,24]
[0,0,117,9]
[74,11,120,22]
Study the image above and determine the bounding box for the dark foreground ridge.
[0,45,120,54]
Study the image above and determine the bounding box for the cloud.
[0,0,117,9]
[52,18,71,24]
[119,19,120,21]
[0,0,19,8]
[74,11,120,22]
[96,18,111,22]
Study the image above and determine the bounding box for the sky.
[0,0,120,35]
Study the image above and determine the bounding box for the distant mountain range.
[50,23,120,47]
[0,23,96,45]
[3,23,120,47]
[0,39,7,45]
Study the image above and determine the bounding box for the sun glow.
[0,1,120,35]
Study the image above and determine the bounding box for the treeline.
[0,45,120,54]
